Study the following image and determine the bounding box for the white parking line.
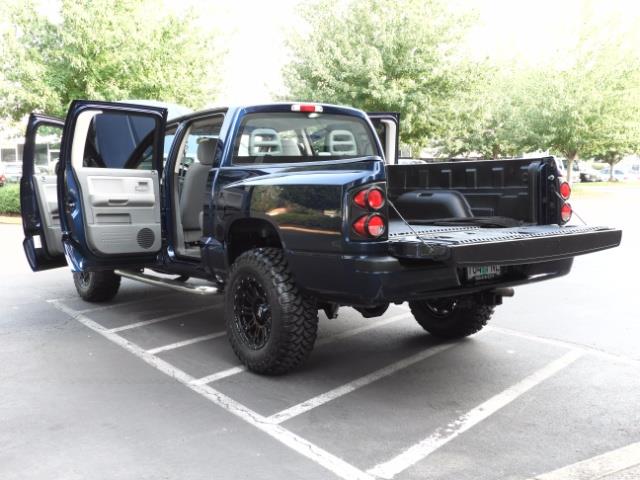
[107,305,215,333]
[48,300,375,480]
[191,312,412,386]
[367,350,584,479]
[190,366,246,385]
[488,326,640,368]
[528,441,640,480]
[77,292,178,314]
[268,342,456,424]
[147,331,226,355]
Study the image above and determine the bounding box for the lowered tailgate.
[388,224,622,265]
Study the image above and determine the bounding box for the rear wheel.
[225,248,318,375]
[409,295,494,339]
[72,270,121,303]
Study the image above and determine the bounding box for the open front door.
[59,101,167,271]
[367,112,400,164]
[20,114,66,271]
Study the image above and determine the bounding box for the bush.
[0,184,21,215]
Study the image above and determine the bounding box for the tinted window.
[232,112,378,165]
[82,112,158,170]
[163,126,177,167]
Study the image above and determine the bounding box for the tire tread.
[226,248,318,375]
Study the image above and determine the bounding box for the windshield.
[232,112,378,165]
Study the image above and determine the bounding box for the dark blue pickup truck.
[20,100,621,374]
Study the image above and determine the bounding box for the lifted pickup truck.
[20,101,621,374]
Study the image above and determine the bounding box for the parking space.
[33,285,638,480]
[2,187,639,480]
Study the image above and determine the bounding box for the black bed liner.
[388,222,622,266]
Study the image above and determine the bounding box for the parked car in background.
[2,162,22,182]
[599,167,628,182]
[578,165,602,182]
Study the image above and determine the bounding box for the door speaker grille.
[137,228,155,249]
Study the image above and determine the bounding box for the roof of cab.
[165,102,367,125]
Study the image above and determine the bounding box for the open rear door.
[20,114,66,271]
[367,112,400,164]
[59,101,167,271]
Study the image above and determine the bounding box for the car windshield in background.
[233,112,378,164]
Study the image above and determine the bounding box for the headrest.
[328,130,357,155]
[197,138,216,166]
[249,128,282,155]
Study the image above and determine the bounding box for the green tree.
[438,67,532,159]
[283,0,476,150]
[0,0,224,120]
[516,11,640,181]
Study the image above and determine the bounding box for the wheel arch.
[226,217,284,266]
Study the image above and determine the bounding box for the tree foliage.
[285,1,640,169]
[284,0,476,149]
[0,0,224,120]
[437,67,532,159]
[520,39,640,180]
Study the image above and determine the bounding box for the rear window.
[232,112,378,165]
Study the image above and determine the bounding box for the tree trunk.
[566,152,578,183]
[608,161,615,182]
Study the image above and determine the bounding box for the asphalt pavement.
[1,186,639,480]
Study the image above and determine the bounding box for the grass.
[571,180,640,198]
[0,183,20,215]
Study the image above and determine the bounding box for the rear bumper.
[287,251,573,306]
[286,226,621,306]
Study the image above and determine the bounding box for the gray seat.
[180,138,216,243]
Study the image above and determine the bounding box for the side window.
[34,125,62,174]
[174,115,224,194]
[79,112,159,170]
[163,125,177,168]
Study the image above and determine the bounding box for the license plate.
[466,265,501,281]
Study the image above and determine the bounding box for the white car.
[599,167,627,182]
[2,162,22,182]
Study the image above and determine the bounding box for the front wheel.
[72,270,121,303]
[409,295,494,339]
[225,248,318,375]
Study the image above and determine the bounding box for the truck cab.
[20,100,621,375]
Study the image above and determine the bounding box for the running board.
[114,270,219,295]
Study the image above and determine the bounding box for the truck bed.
[388,221,622,266]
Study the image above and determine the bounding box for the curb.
[0,215,21,224]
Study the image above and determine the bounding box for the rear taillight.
[366,214,386,236]
[557,178,572,224]
[367,188,385,210]
[352,214,386,238]
[350,185,387,239]
[559,181,571,199]
[353,187,385,210]
[561,203,572,223]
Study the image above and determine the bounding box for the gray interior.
[180,139,215,243]
[33,174,64,255]
[75,167,161,255]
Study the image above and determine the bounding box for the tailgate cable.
[552,190,587,225]
[386,198,433,246]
